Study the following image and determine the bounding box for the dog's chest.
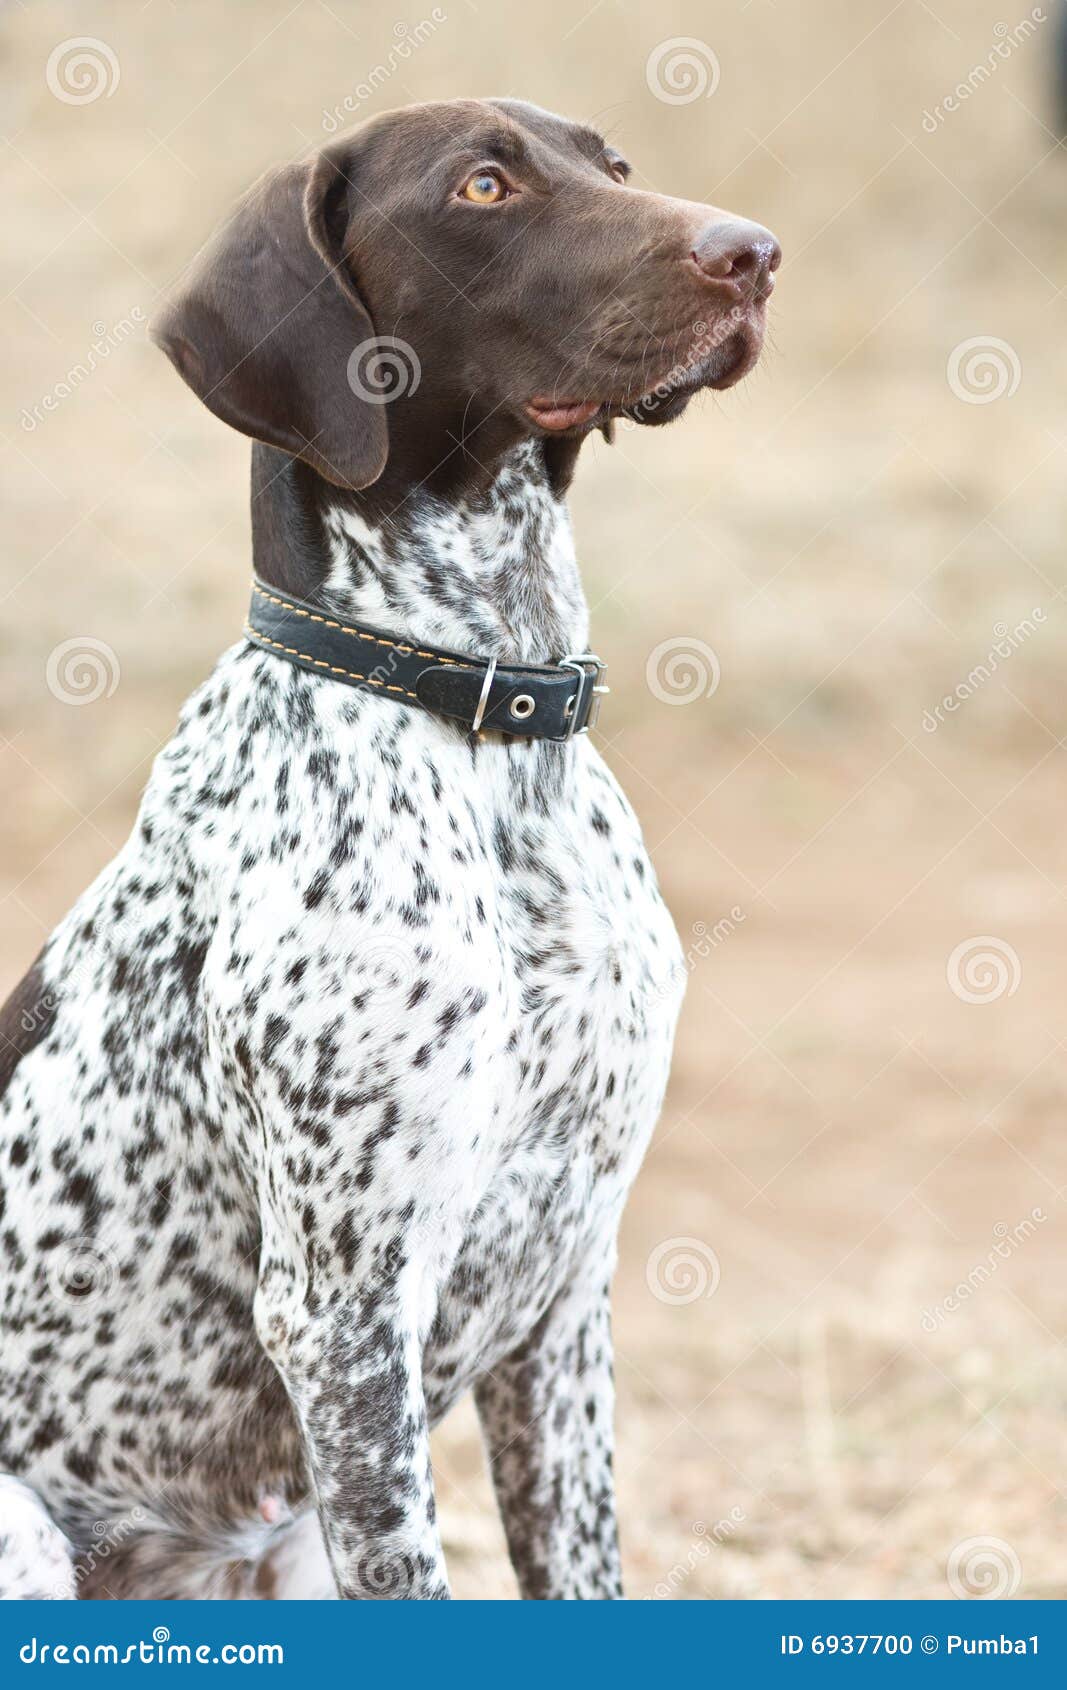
[411,744,685,1409]
[190,660,685,1409]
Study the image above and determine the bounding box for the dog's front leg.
[475,1277,622,1599]
[256,1266,449,1600]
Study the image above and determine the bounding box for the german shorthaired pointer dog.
[0,99,779,1600]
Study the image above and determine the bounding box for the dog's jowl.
[0,100,778,1600]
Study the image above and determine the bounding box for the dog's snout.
[690,217,781,300]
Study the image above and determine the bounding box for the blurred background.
[3,0,1066,1600]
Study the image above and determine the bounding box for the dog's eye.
[461,170,508,204]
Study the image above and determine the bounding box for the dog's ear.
[151,144,387,490]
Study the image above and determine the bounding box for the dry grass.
[3,0,1066,1599]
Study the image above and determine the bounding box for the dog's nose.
[690,217,781,300]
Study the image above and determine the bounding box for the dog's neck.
[250,439,591,666]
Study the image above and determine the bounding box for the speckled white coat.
[0,444,685,1600]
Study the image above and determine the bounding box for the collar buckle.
[559,653,609,738]
[469,655,498,736]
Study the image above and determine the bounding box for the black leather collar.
[244,579,608,743]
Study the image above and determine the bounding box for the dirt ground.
[3,0,1066,1599]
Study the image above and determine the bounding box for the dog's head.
[153,98,780,490]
